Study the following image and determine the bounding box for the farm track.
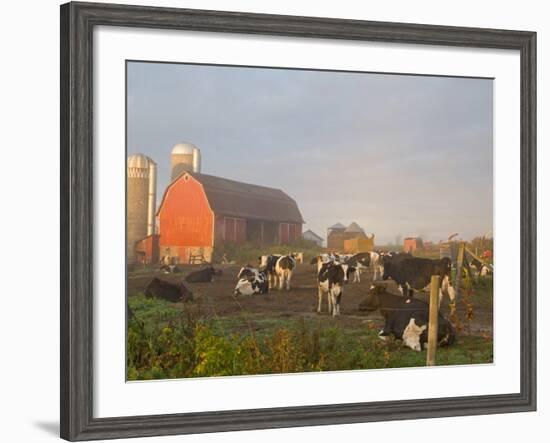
[127,263,493,335]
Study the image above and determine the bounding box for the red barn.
[157,171,304,263]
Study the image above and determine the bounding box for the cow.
[310,254,328,265]
[309,253,338,265]
[184,266,217,283]
[315,256,345,316]
[368,252,382,280]
[401,318,428,351]
[237,264,258,280]
[379,251,412,267]
[480,264,492,277]
[309,254,355,284]
[346,252,382,282]
[160,264,182,274]
[340,262,357,283]
[234,269,269,296]
[469,257,493,280]
[259,254,281,288]
[377,251,412,280]
[338,253,354,263]
[291,252,304,264]
[359,284,455,351]
[144,278,194,303]
[382,256,455,306]
[275,255,296,290]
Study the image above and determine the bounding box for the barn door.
[225,217,236,242]
[235,219,246,243]
[279,223,290,244]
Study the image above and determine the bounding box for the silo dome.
[171,142,197,155]
[170,142,201,180]
[127,153,154,169]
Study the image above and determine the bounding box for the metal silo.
[170,142,201,181]
[127,154,157,264]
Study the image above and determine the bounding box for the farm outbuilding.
[404,237,424,253]
[302,229,324,247]
[344,236,375,254]
[326,222,346,250]
[157,171,304,263]
[134,234,160,265]
[327,221,372,252]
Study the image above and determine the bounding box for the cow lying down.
[234,268,269,296]
[359,284,455,351]
[185,266,221,283]
[144,278,194,303]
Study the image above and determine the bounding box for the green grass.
[127,295,493,380]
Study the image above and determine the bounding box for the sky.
[127,61,493,245]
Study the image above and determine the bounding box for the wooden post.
[426,275,440,366]
[464,246,493,271]
[454,241,465,301]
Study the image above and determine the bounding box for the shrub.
[126,297,493,380]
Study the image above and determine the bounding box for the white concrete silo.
[127,154,157,264]
[170,142,201,181]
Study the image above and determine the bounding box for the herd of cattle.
[230,251,459,351]
[141,249,493,352]
[234,251,455,307]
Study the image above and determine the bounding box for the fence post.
[454,241,465,302]
[426,275,440,366]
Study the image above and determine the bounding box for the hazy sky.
[127,61,493,245]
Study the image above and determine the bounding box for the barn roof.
[159,171,304,223]
[303,229,323,241]
[345,222,365,233]
[328,222,346,230]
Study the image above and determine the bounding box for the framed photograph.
[60,1,536,441]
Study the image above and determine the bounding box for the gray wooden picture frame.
[60,2,537,441]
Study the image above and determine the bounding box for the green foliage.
[127,295,493,380]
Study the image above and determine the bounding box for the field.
[127,260,493,380]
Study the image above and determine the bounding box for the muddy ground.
[127,263,493,336]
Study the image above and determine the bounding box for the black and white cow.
[469,257,493,280]
[359,284,455,351]
[345,252,381,282]
[315,256,346,316]
[275,255,296,290]
[144,278,194,303]
[338,253,354,263]
[237,264,258,280]
[309,253,337,265]
[234,269,269,296]
[340,263,357,283]
[345,253,370,282]
[259,254,281,288]
[379,251,412,267]
[382,256,455,305]
[185,266,217,283]
[159,264,182,274]
[310,254,354,283]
